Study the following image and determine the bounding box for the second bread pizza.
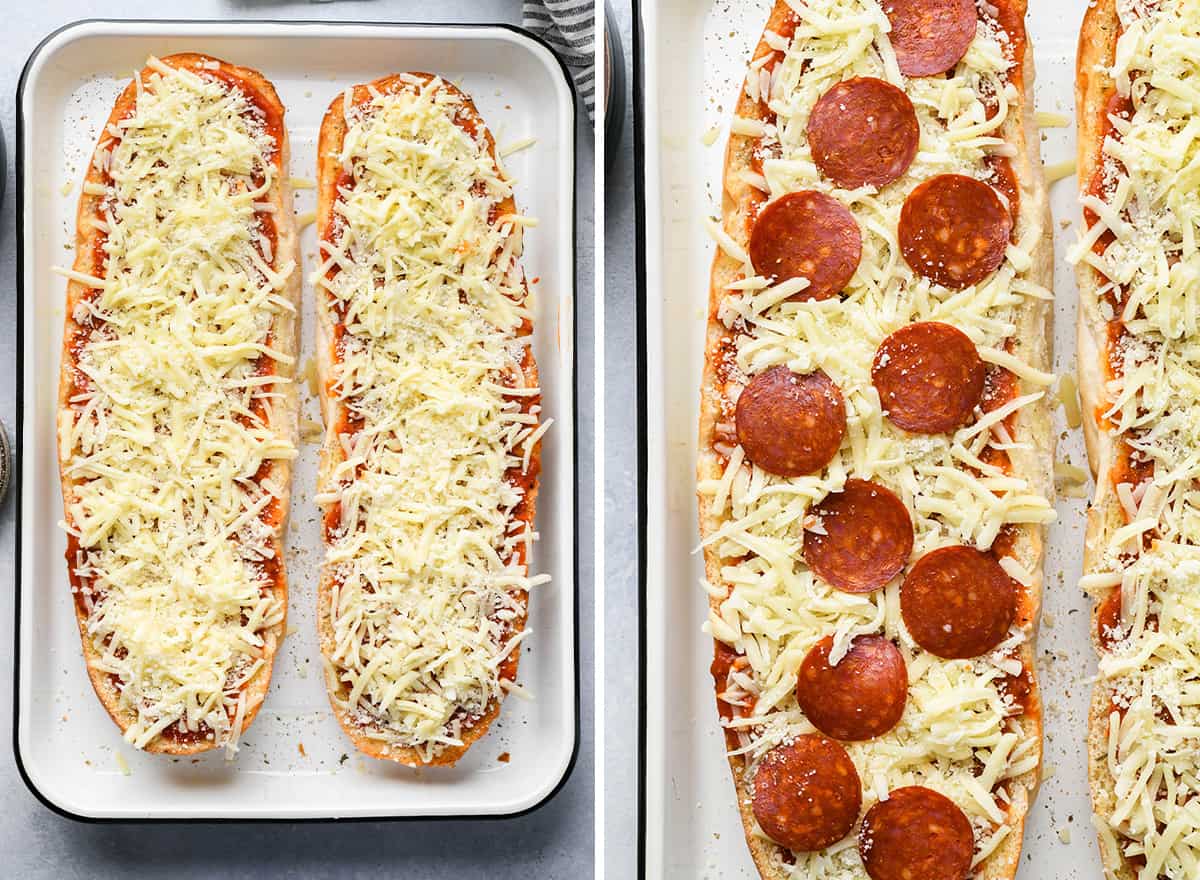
[1074,2,1200,877]
[314,73,547,766]
[697,2,1055,878]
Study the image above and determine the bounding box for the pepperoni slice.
[804,479,914,594]
[899,174,1012,290]
[796,635,908,741]
[752,734,862,852]
[883,0,978,78]
[859,786,974,880]
[900,545,1017,659]
[748,191,862,298]
[808,77,919,190]
[735,366,847,476]
[872,322,986,434]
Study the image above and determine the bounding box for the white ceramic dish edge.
[638,2,1104,877]
[16,19,578,821]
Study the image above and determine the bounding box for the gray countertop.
[0,2,595,878]
[603,2,637,878]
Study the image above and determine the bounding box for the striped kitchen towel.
[522,0,596,119]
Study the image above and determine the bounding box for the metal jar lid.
[0,420,12,504]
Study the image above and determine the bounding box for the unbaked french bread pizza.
[1072,3,1200,878]
[314,74,548,766]
[697,2,1055,878]
[55,54,300,754]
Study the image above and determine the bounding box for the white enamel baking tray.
[15,19,577,821]
[637,1,1102,876]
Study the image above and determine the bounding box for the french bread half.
[57,53,299,754]
[698,2,1054,877]
[314,73,545,767]
[1074,3,1200,877]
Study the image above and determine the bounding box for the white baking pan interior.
[641,1,1100,876]
[17,20,576,820]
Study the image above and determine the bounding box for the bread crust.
[57,53,299,755]
[698,4,1053,877]
[1074,3,1146,878]
[314,74,541,767]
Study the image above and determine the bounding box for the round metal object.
[0,419,12,505]
[604,1,627,171]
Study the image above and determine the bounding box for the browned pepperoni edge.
[752,734,863,852]
[804,479,914,594]
[748,190,862,298]
[899,174,1012,290]
[859,785,975,880]
[872,321,986,434]
[735,366,847,476]
[808,77,920,190]
[796,634,908,741]
[900,545,1017,659]
[883,0,978,78]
